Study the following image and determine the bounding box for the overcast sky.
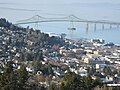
[0,0,120,22]
[1,0,120,4]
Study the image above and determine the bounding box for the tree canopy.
[60,71,103,90]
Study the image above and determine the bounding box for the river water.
[0,0,120,44]
[39,22,120,44]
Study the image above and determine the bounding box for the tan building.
[72,48,84,53]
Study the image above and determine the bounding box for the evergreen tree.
[0,62,29,90]
[103,66,112,75]
[0,61,17,90]
[49,82,56,90]
[60,71,103,90]
[17,65,28,90]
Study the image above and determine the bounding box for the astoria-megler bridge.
[15,14,120,32]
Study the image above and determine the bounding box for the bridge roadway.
[15,15,120,25]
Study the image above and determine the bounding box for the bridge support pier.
[117,25,119,28]
[102,24,104,30]
[94,24,96,32]
[68,28,76,38]
[110,24,112,29]
[86,23,89,33]
[68,21,76,38]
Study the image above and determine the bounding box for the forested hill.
[0,18,65,47]
[0,18,25,30]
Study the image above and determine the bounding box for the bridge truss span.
[14,14,120,38]
[15,15,120,25]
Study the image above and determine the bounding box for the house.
[60,57,66,63]
[72,48,84,54]
[91,39,105,44]
[83,56,105,65]
[26,66,34,72]
[84,49,93,54]
[96,64,106,70]
[83,57,93,64]
[79,69,87,76]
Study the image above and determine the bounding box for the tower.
[67,15,76,39]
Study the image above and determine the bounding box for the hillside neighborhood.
[0,18,120,90]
